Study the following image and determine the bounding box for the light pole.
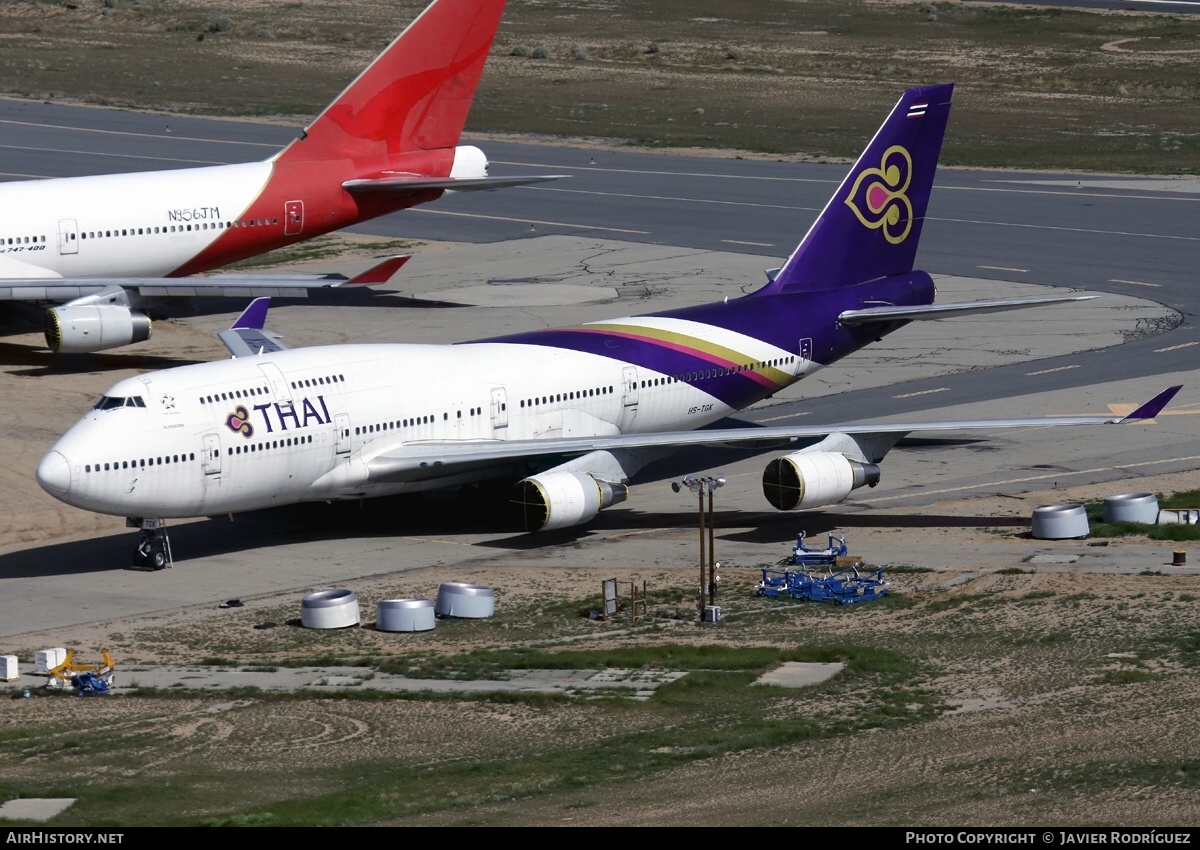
[672,474,725,619]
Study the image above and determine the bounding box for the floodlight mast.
[671,475,725,619]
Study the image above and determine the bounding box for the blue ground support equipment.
[789,532,848,567]
[70,672,111,695]
[756,565,890,605]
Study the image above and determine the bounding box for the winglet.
[231,297,271,330]
[345,255,411,286]
[1119,385,1182,423]
[220,298,289,357]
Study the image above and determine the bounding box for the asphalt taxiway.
[2,101,1199,643]
[1,235,1197,641]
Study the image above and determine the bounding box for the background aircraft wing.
[363,385,1181,483]
[0,256,408,302]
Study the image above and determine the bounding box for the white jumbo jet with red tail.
[0,0,559,354]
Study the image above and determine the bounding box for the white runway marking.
[502,163,840,186]
[0,118,277,149]
[755,411,811,423]
[868,454,1200,505]
[412,207,650,235]
[1155,341,1200,353]
[940,216,1200,243]
[527,185,814,213]
[0,142,220,167]
[1026,364,1080,377]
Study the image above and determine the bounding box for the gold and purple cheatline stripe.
[568,321,793,389]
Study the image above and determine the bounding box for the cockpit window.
[93,395,147,410]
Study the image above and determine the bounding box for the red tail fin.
[276,0,506,165]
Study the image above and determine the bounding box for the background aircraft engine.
[45,305,152,353]
[762,451,881,511]
[512,471,629,532]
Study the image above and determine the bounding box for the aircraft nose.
[37,450,72,497]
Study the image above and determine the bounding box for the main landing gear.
[129,517,173,571]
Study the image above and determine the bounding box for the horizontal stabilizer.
[838,295,1096,326]
[342,174,568,195]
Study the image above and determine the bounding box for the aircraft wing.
[342,174,569,196]
[363,385,1182,483]
[838,295,1096,325]
[0,256,409,302]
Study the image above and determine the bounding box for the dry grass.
[5,510,1200,825]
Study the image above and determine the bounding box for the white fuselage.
[0,163,271,284]
[0,142,489,296]
[38,334,808,519]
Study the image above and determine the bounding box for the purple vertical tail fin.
[755,83,954,297]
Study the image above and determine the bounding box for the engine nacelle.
[45,305,152,353]
[450,144,489,179]
[762,451,881,511]
[512,471,629,532]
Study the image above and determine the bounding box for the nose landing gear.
[129,517,172,571]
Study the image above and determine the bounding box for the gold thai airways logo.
[225,405,254,439]
[844,145,914,244]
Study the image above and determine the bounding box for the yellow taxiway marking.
[1105,402,1200,418]
[1048,401,1200,426]
[1110,278,1162,288]
[398,536,475,547]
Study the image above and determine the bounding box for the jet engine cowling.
[512,471,629,532]
[762,451,881,511]
[45,305,152,353]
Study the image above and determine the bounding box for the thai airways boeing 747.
[35,83,1180,567]
[1,0,560,353]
